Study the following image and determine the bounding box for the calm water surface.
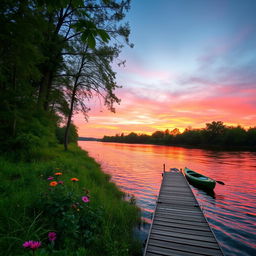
[78,141,256,256]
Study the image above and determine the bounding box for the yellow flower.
[70,178,79,182]
[54,172,62,176]
[49,181,58,187]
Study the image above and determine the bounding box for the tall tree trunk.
[64,51,87,150]
[44,70,54,111]
[37,58,58,111]
[12,65,17,137]
[37,69,51,110]
[64,84,77,151]
[37,12,65,111]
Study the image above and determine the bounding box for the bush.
[0,145,141,256]
[37,172,104,251]
[56,124,78,145]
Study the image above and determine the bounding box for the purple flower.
[58,180,64,185]
[23,240,41,250]
[82,196,90,203]
[48,232,57,241]
[47,176,54,180]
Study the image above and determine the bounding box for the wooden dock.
[144,171,224,256]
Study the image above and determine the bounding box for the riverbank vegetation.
[0,1,142,255]
[0,144,141,256]
[102,121,256,150]
[0,0,132,152]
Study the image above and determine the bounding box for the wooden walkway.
[144,171,224,256]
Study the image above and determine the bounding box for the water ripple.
[79,141,256,256]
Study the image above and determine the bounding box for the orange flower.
[70,178,79,182]
[49,181,58,187]
[54,172,62,176]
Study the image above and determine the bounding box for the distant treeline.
[102,121,256,149]
[78,137,100,141]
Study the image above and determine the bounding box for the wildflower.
[82,196,90,203]
[23,241,33,248]
[49,181,58,187]
[47,176,54,180]
[54,172,62,176]
[30,241,41,250]
[58,180,64,185]
[23,240,41,250]
[70,178,79,182]
[48,232,57,241]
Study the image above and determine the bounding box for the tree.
[36,0,128,111]
[247,127,256,147]
[56,123,78,144]
[206,121,226,135]
[223,126,247,146]
[126,132,138,143]
[0,0,132,153]
[58,1,132,150]
[204,121,226,144]
[170,128,180,136]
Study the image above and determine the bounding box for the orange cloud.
[74,81,256,138]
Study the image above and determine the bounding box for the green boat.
[184,167,216,190]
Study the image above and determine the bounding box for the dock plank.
[144,171,223,256]
[148,239,223,256]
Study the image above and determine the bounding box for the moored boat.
[184,167,216,190]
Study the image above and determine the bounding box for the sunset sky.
[75,0,256,138]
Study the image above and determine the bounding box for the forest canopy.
[0,0,132,156]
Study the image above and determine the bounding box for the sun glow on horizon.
[74,1,256,138]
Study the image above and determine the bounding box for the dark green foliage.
[0,2,140,254]
[56,124,78,144]
[38,177,104,250]
[0,145,141,255]
[223,126,247,146]
[247,127,256,146]
[103,121,256,150]
[0,0,131,152]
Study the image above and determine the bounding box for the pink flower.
[58,180,64,184]
[23,241,33,248]
[82,196,90,203]
[47,176,54,180]
[30,241,41,250]
[48,232,57,241]
[23,240,41,250]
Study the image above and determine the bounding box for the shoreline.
[0,144,142,255]
[99,140,256,152]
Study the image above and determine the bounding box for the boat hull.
[184,167,216,190]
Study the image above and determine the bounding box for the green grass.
[0,144,142,256]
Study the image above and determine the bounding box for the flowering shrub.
[36,171,104,251]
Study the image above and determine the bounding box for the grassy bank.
[0,144,141,256]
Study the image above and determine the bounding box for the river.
[78,141,256,256]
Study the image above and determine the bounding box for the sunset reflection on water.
[78,141,256,256]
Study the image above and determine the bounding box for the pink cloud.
[74,80,256,138]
